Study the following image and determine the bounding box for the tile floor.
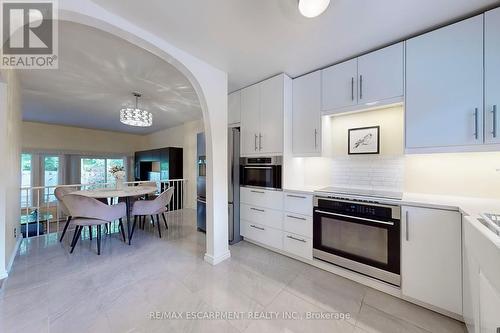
[0,209,466,333]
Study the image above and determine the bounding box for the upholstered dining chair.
[130,187,174,239]
[62,194,127,255]
[55,186,77,242]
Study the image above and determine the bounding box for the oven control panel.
[314,196,401,221]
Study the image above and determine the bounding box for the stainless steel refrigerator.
[196,128,241,245]
[228,127,242,244]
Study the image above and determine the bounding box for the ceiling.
[92,0,499,92]
[20,21,202,134]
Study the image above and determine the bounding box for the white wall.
[0,70,23,278]
[405,152,500,198]
[144,119,203,209]
[22,121,146,155]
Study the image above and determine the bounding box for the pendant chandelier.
[120,92,153,127]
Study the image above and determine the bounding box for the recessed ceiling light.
[298,0,330,18]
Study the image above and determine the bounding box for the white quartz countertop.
[283,186,322,194]
[402,192,500,218]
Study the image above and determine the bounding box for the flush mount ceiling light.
[120,92,153,127]
[298,0,330,18]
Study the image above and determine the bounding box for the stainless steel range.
[313,187,402,286]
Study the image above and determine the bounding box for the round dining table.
[71,186,157,245]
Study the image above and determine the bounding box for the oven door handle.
[243,166,273,170]
[314,210,395,226]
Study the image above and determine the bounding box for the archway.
[57,0,230,264]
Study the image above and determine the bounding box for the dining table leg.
[126,196,132,245]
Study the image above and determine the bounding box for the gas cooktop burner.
[315,186,403,200]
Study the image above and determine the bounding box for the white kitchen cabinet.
[241,220,283,250]
[479,271,500,333]
[240,83,261,156]
[283,192,313,216]
[401,206,462,315]
[321,58,358,112]
[292,71,321,156]
[485,7,500,145]
[283,232,312,260]
[405,15,484,149]
[240,187,283,210]
[463,245,480,333]
[357,42,404,105]
[228,91,241,125]
[240,203,283,230]
[240,74,287,156]
[260,75,284,155]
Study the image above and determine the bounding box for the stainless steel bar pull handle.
[351,77,354,101]
[314,129,318,148]
[287,215,306,221]
[287,194,306,199]
[250,190,265,194]
[254,134,258,151]
[405,210,409,241]
[244,166,272,170]
[250,224,265,231]
[250,207,265,212]
[474,108,479,140]
[315,210,395,226]
[259,133,262,151]
[492,105,497,138]
[287,235,306,243]
[359,75,363,100]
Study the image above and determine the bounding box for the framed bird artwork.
[348,126,380,155]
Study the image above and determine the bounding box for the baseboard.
[242,238,464,322]
[6,236,22,274]
[204,251,231,265]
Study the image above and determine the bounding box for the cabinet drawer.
[283,232,312,260]
[241,204,282,230]
[283,213,312,238]
[284,192,313,216]
[242,220,283,250]
[240,187,283,209]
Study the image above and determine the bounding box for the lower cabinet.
[283,232,312,260]
[240,188,313,259]
[241,220,283,250]
[401,206,462,315]
[479,272,500,333]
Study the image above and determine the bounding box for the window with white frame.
[43,156,60,202]
[80,157,126,185]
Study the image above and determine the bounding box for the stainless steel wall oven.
[313,195,401,286]
[240,156,282,190]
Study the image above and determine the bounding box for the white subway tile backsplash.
[330,155,404,191]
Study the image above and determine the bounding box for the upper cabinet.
[240,74,289,156]
[357,43,404,105]
[485,7,500,145]
[321,58,358,112]
[241,83,261,155]
[292,71,321,156]
[260,75,285,155]
[321,42,404,114]
[405,15,484,150]
[228,91,241,126]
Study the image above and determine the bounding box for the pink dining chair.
[130,187,174,239]
[62,194,127,255]
[54,186,76,242]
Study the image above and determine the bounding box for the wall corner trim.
[204,251,231,266]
